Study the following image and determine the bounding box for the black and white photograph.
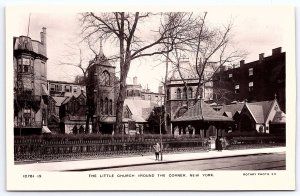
[6,5,296,191]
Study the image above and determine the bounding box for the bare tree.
[80,12,196,134]
[165,12,246,115]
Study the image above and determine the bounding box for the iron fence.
[14,135,207,161]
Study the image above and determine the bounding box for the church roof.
[272,111,286,123]
[172,100,233,122]
[124,99,158,123]
[52,96,68,107]
[246,100,274,123]
[218,103,244,117]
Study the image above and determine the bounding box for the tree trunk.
[164,51,169,134]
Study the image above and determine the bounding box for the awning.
[41,84,49,96]
[42,126,52,134]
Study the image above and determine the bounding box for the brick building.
[126,76,165,104]
[213,47,286,112]
[47,80,86,97]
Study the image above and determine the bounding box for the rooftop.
[172,100,233,122]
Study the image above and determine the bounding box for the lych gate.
[171,100,233,138]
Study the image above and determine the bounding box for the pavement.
[14,147,286,172]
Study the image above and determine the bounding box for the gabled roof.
[218,103,244,117]
[172,100,233,122]
[124,99,158,123]
[272,111,286,123]
[52,96,68,107]
[61,96,73,105]
[246,100,274,123]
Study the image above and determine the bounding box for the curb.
[65,151,278,171]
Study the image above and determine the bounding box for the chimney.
[259,53,264,63]
[240,60,245,66]
[40,27,47,54]
[272,47,282,55]
[133,76,137,85]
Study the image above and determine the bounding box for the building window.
[235,84,240,94]
[148,95,151,100]
[100,99,103,114]
[57,84,62,92]
[249,82,253,92]
[65,85,70,92]
[176,88,181,99]
[103,71,110,86]
[188,88,193,99]
[104,98,108,115]
[50,84,55,91]
[141,95,145,100]
[73,86,77,93]
[229,73,232,78]
[109,100,113,115]
[182,87,187,99]
[249,68,253,76]
[166,89,170,100]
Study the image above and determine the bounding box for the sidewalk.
[14,147,286,172]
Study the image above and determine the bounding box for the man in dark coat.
[216,137,223,151]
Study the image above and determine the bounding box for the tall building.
[13,27,51,135]
[213,47,286,112]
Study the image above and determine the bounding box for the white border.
[4,3,296,192]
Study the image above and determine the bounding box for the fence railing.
[14,135,207,161]
[14,134,285,162]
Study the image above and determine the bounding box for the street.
[96,152,285,171]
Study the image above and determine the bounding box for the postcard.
[6,5,295,191]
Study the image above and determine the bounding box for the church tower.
[86,41,116,134]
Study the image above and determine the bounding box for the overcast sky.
[12,7,290,93]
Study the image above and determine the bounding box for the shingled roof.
[218,103,244,118]
[246,100,274,123]
[172,100,233,122]
[124,99,158,123]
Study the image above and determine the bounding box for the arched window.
[103,71,110,86]
[182,87,187,99]
[176,88,181,99]
[188,87,193,99]
[109,99,113,115]
[104,97,108,115]
[100,99,103,114]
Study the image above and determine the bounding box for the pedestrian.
[153,143,161,161]
[216,137,223,151]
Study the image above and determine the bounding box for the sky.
[11,7,291,93]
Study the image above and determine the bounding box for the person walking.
[153,143,161,161]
